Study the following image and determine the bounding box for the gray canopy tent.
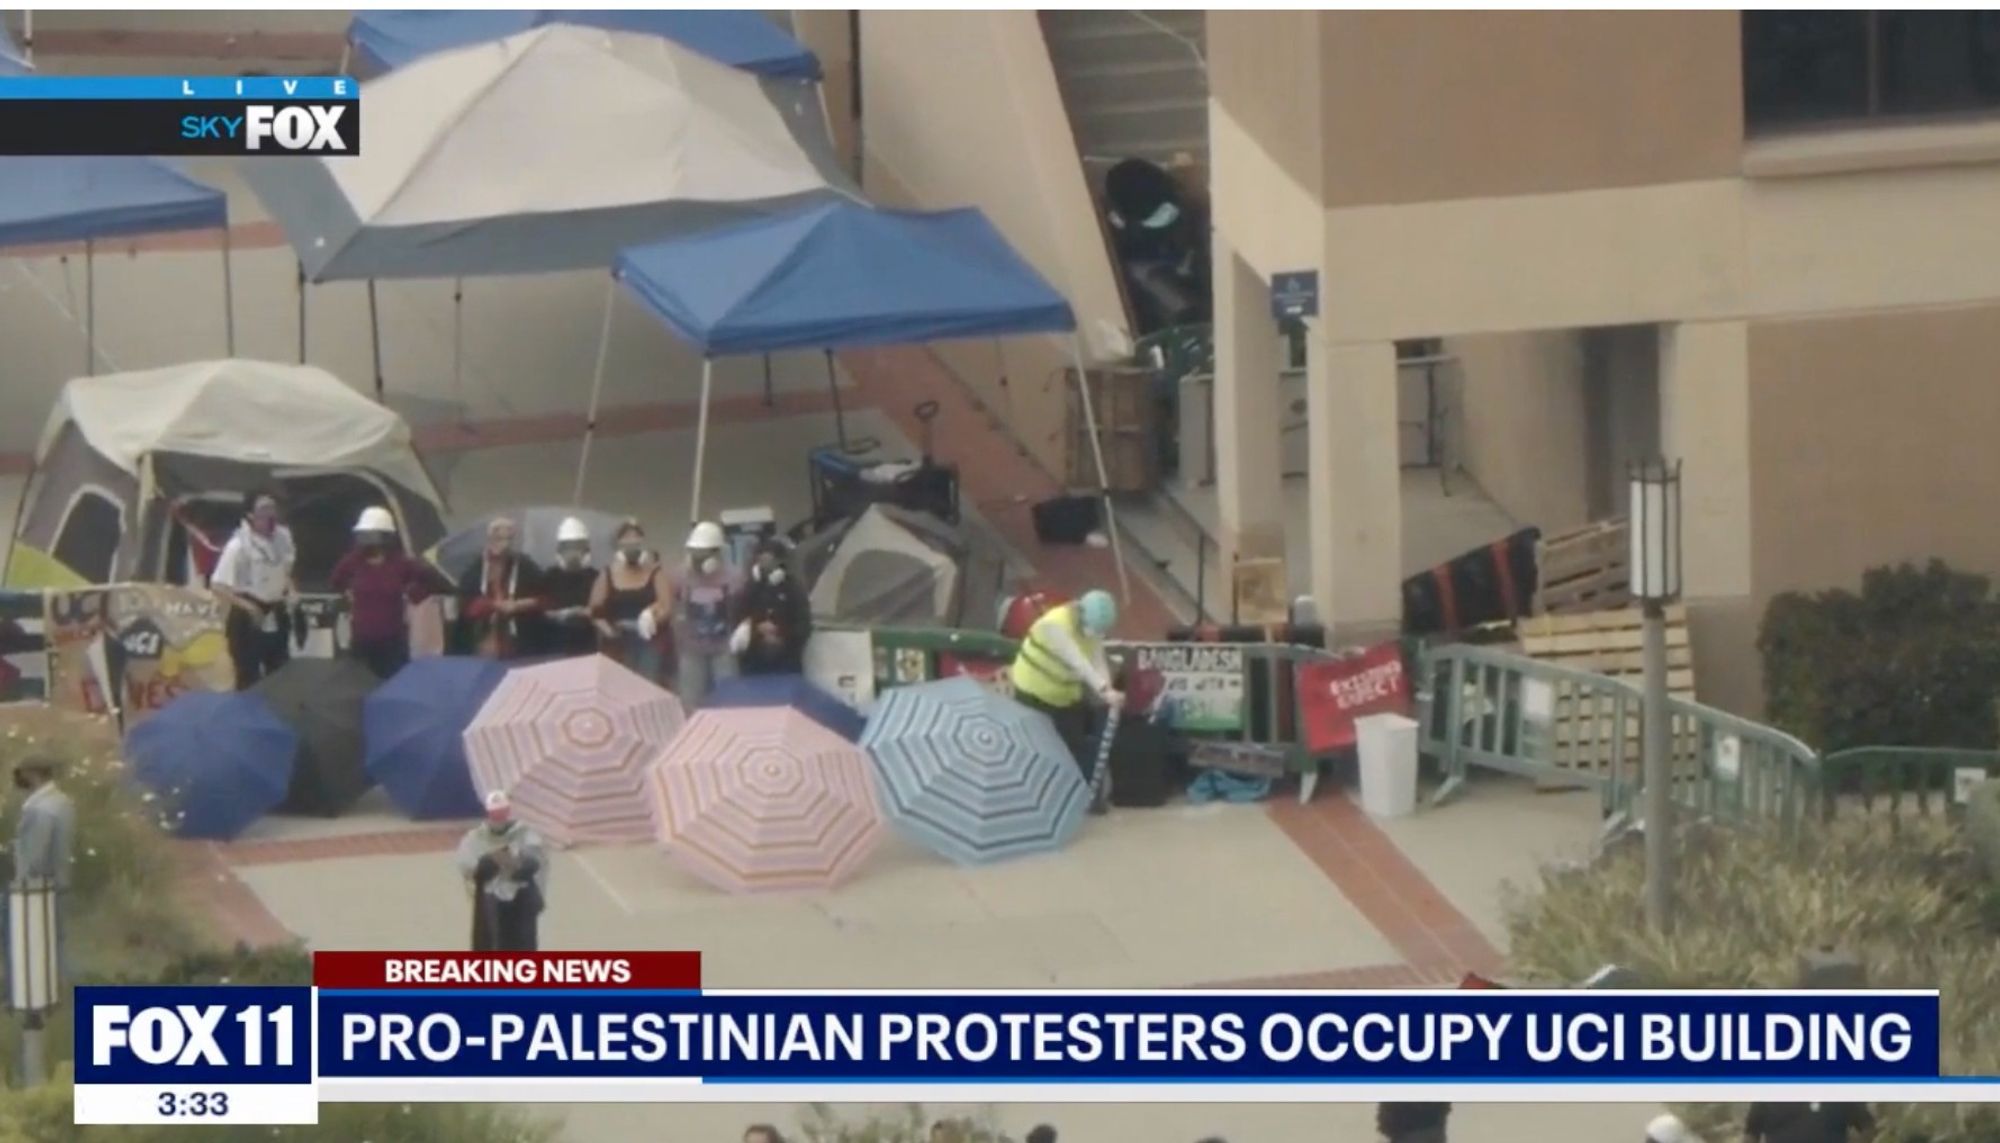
[240,23,857,404]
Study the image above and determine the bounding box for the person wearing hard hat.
[590,519,673,684]
[456,790,547,952]
[330,506,444,679]
[671,520,742,707]
[535,516,599,658]
[1009,588,1122,810]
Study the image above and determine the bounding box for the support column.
[1306,333,1403,642]
[1210,237,1286,571]
[1659,319,1757,712]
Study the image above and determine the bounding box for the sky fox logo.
[178,104,351,153]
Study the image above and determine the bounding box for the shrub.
[1758,560,2000,753]
[796,1105,1014,1143]
[1506,815,2000,1142]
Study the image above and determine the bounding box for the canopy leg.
[452,278,466,426]
[1068,334,1130,603]
[337,43,351,74]
[571,276,617,506]
[690,358,714,525]
[20,11,30,63]
[366,279,385,404]
[762,353,774,408]
[83,240,95,376]
[219,225,236,356]
[824,350,849,451]
[295,258,307,364]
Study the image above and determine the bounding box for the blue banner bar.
[0,76,356,101]
[314,990,1943,1082]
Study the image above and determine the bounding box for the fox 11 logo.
[75,986,314,1085]
[179,104,355,154]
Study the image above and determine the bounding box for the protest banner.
[43,583,232,727]
[1294,640,1411,753]
[1112,643,1247,732]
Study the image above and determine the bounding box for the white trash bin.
[1356,712,1420,819]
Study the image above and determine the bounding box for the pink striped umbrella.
[647,707,884,893]
[462,655,685,846]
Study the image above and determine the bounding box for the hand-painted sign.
[1113,643,1246,733]
[1295,641,1411,753]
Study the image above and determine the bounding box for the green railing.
[1816,746,2000,819]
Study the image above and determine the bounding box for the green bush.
[1967,780,2000,888]
[1507,815,2000,1142]
[796,1106,1014,1143]
[1758,560,2000,753]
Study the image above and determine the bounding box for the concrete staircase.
[1041,10,1208,170]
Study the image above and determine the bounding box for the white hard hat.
[1645,1114,1692,1143]
[686,521,725,550]
[555,517,591,544]
[353,506,395,534]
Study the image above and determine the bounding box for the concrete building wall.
[1317,11,1743,207]
[1447,330,1590,533]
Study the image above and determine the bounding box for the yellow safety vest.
[1009,603,1102,708]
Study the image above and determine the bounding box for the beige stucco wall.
[1447,331,1588,532]
[1748,303,2000,600]
[1317,11,1743,208]
[1206,11,1325,282]
[855,10,1128,477]
[790,10,857,174]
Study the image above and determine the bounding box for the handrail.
[1124,11,1207,71]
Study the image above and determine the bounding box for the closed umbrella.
[703,673,864,742]
[647,707,883,893]
[462,654,685,846]
[125,691,296,840]
[859,676,1088,865]
[363,656,508,819]
[430,506,626,582]
[252,657,381,816]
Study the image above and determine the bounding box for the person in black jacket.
[733,536,812,676]
[453,517,545,660]
[1377,1102,1450,1143]
[532,516,600,659]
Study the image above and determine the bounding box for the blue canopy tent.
[0,157,234,372]
[345,10,819,79]
[587,200,1127,595]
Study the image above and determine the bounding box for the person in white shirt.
[209,491,297,688]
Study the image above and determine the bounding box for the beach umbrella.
[703,673,864,742]
[253,657,381,816]
[858,676,1088,865]
[363,656,508,819]
[462,654,685,845]
[647,707,883,893]
[429,506,626,582]
[125,691,296,840]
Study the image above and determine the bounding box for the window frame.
[49,484,127,583]
[1743,11,2000,137]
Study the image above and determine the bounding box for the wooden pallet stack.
[1515,604,1700,779]
[1535,518,1631,615]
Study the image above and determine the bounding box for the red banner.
[1294,641,1411,753]
[313,951,701,990]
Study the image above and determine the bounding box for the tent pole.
[1068,334,1130,603]
[219,225,236,356]
[20,12,30,63]
[761,353,774,408]
[690,357,714,525]
[337,43,351,75]
[366,279,385,403]
[295,258,307,364]
[83,239,95,375]
[823,350,848,450]
[571,275,617,505]
[452,278,465,425]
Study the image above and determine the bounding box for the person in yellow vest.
[1010,589,1123,814]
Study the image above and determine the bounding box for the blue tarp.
[614,201,1076,356]
[348,11,820,79]
[126,692,297,841]
[705,673,866,743]
[0,157,227,247]
[0,23,28,74]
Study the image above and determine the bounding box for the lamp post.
[8,877,61,1086]
[1629,459,1683,934]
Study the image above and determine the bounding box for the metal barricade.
[1816,746,2000,821]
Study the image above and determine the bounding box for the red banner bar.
[313,951,701,989]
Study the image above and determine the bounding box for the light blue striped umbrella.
[859,676,1088,864]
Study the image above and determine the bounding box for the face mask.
[359,537,384,553]
[765,567,785,586]
[559,550,585,569]
[621,546,644,565]
[697,555,720,576]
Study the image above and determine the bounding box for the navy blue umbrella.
[705,673,865,742]
[125,692,297,840]
[363,656,508,819]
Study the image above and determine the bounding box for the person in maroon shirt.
[330,506,443,680]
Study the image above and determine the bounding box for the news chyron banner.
[0,76,358,156]
[74,952,1953,1126]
